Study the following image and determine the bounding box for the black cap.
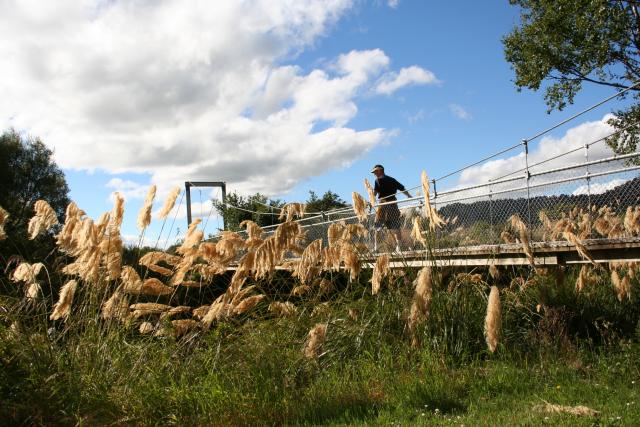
[371,164,384,173]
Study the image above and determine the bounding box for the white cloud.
[572,178,628,196]
[0,0,422,198]
[105,178,149,201]
[453,115,618,189]
[375,66,440,95]
[449,103,471,120]
[387,0,400,9]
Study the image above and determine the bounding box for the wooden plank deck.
[226,237,640,271]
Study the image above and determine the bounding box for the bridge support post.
[523,139,532,234]
[185,181,227,230]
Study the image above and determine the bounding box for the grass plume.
[157,186,181,219]
[137,184,156,231]
[484,285,501,353]
[28,200,59,239]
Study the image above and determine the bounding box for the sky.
[0,0,633,245]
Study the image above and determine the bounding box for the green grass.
[2,266,640,426]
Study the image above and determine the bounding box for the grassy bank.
[2,265,640,426]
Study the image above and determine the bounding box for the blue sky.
[0,1,631,245]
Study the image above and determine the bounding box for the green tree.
[0,129,70,263]
[214,190,347,232]
[214,192,283,231]
[503,0,640,153]
[305,190,348,213]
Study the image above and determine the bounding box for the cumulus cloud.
[375,66,440,95]
[453,115,618,189]
[0,0,432,198]
[106,178,150,201]
[449,103,472,120]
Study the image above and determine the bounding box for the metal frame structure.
[185,181,226,229]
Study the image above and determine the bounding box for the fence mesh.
[243,155,640,256]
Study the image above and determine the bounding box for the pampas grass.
[489,264,500,280]
[293,239,323,285]
[408,267,432,346]
[50,280,78,321]
[411,216,426,247]
[101,290,129,321]
[139,322,155,334]
[159,306,192,320]
[233,295,265,315]
[340,243,361,282]
[139,251,180,276]
[364,179,376,208]
[563,231,597,266]
[177,219,203,255]
[240,219,263,248]
[371,254,390,295]
[327,222,345,247]
[501,230,515,244]
[157,186,181,219]
[279,203,306,222]
[611,269,631,302]
[0,205,8,240]
[131,303,173,318]
[351,192,368,222]
[484,286,501,353]
[304,323,327,359]
[110,192,125,231]
[421,171,445,231]
[509,214,534,266]
[11,262,45,284]
[137,185,156,231]
[269,301,297,317]
[28,200,59,239]
[575,265,596,292]
[25,282,42,300]
[291,285,311,297]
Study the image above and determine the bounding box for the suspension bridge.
[188,83,640,269]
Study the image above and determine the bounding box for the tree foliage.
[0,129,70,262]
[215,190,347,232]
[304,190,348,214]
[215,193,284,231]
[503,0,640,153]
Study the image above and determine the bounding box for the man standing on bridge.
[371,164,412,252]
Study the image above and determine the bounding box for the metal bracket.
[185,181,226,229]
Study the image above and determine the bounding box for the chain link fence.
[248,152,640,255]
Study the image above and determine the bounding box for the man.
[371,164,411,252]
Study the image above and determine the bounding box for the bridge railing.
[250,152,640,254]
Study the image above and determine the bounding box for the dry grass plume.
[371,254,390,295]
[28,200,59,239]
[509,214,534,267]
[484,285,501,353]
[50,280,78,321]
[137,184,157,231]
[408,267,432,346]
[0,205,8,240]
[421,171,445,231]
[279,203,306,222]
[304,323,327,359]
[352,192,368,222]
[157,186,181,220]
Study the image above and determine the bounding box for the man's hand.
[403,190,412,198]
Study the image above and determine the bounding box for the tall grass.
[2,178,640,424]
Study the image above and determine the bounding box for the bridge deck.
[226,237,640,271]
[373,237,640,268]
